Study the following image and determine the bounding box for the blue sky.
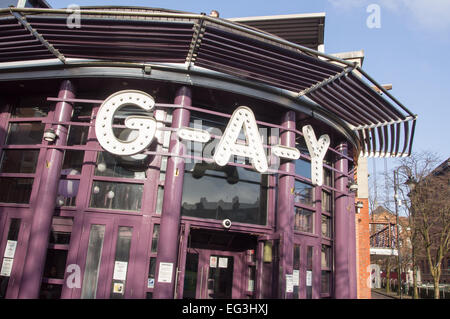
[48,0,449,166]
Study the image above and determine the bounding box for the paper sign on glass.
[306,270,312,286]
[4,240,17,258]
[218,257,228,268]
[113,261,128,281]
[158,262,173,283]
[0,258,14,277]
[286,274,294,293]
[210,256,217,268]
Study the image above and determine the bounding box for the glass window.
[95,152,146,180]
[295,159,311,179]
[5,122,45,145]
[306,246,313,299]
[57,178,79,207]
[155,186,164,214]
[181,163,268,225]
[12,96,49,118]
[43,249,68,279]
[321,245,331,269]
[0,150,40,173]
[294,208,314,233]
[147,257,156,289]
[294,180,314,206]
[0,177,33,203]
[321,215,332,238]
[110,227,133,299]
[89,181,143,211]
[323,168,332,187]
[81,225,105,299]
[62,150,84,174]
[321,271,331,294]
[67,125,89,146]
[321,191,332,213]
[293,245,300,299]
[49,217,73,245]
[151,224,160,253]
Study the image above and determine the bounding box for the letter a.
[214,106,268,173]
[366,4,381,29]
[302,125,330,186]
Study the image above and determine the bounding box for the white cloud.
[329,0,450,30]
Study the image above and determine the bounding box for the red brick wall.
[356,198,371,299]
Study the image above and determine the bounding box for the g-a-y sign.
[95,90,330,186]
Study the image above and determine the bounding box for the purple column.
[334,142,350,299]
[348,189,357,298]
[18,80,75,299]
[153,86,191,299]
[276,110,296,299]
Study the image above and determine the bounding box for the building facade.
[0,6,417,299]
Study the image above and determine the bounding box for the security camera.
[222,219,232,229]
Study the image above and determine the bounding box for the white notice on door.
[158,262,173,283]
[210,256,217,268]
[286,274,294,293]
[306,270,312,286]
[4,240,17,258]
[218,257,228,268]
[0,258,14,277]
[113,261,128,281]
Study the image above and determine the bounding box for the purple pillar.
[18,80,75,299]
[348,190,357,298]
[334,142,350,299]
[153,86,191,299]
[276,110,296,299]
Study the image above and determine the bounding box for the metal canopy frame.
[0,7,417,157]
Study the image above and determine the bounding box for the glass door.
[0,212,27,299]
[74,214,140,299]
[184,249,244,299]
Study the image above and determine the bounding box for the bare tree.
[395,151,449,299]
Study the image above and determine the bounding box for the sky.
[48,0,449,185]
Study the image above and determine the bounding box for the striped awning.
[0,7,417,157]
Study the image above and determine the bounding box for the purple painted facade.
[0,76,360,300]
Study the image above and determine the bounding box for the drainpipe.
[276,110,296,299]
[153,86,191,299]
[18,80,75,298]
[334,142,350,299]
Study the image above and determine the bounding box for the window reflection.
[294,180,314,206]
[0,150,39,173]
[89,181,143,211]
[295,159,311,179]
[321,215,332,238]
[0,177,33,203]
[95,152,146,180]
[294,208,314,233]
[181,163,267,225]
[6,122,45,145]
[12,96,49,118]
